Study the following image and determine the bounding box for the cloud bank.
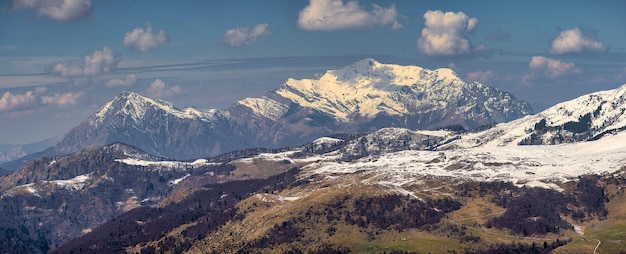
[417,10,489,58]
[297,0,402,31]
[222,23,270,47]
[124,24,169,53]
[12,0,92,21]
[0,89,83,113]
[41,91,84,108]
[549,28,607,54]
[50,47,118,78]
[0,91,37,112]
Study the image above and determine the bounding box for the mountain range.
[2,59,626,253]
[2,58,531,171]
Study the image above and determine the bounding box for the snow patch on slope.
[170,174,190,185]
[49,174,92,190]
[4,174,93,197]
[304,131,626,191]
[116,158,217,170]
[236,97,289,121]
[312,137,343,146]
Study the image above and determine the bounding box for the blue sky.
[1,0,625,144]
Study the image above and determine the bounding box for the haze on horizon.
[1,0,625,145]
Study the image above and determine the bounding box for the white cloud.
[466,70,495,83]
[105,74,138,88]
[41,91,84,107]
[0,91,37,112]
[12,0,92,21]
[523,56,581,82]
[417,10,489,58]
[549,28,607,54]
[222,23,271,47]
[0,89,83,112]
[146,79,182,98]
[50,47,118,78]
[123,24,169,53]
[297,0,402,31]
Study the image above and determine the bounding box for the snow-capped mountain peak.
[322,58,461,87]
[93,91,217,125]
[276,58,529,122]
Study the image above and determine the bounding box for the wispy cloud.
[222,23,270,47]
[105,74,138,88]
[486,28,511,41]
[417,10,490,58]
[146,79,182,98]
[612,67,626,83]
[297,0,403,31]
[123,24,169,53]
[549,28,607,54]
[523,56,581,83]
[0,74,67,89]
[466,70,495,83]
[49,47,118,79]
[11,0,92,21]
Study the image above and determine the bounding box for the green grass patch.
[552,238,596,254]
[588,223,626,254]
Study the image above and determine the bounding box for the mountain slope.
[33,59,530,164]
[0,166,8,176]
[0,142,229,252]
[450,83,626,148]
[51,126,626,253]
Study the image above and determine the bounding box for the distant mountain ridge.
[3,58,532,169]
[0,136,61,165]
